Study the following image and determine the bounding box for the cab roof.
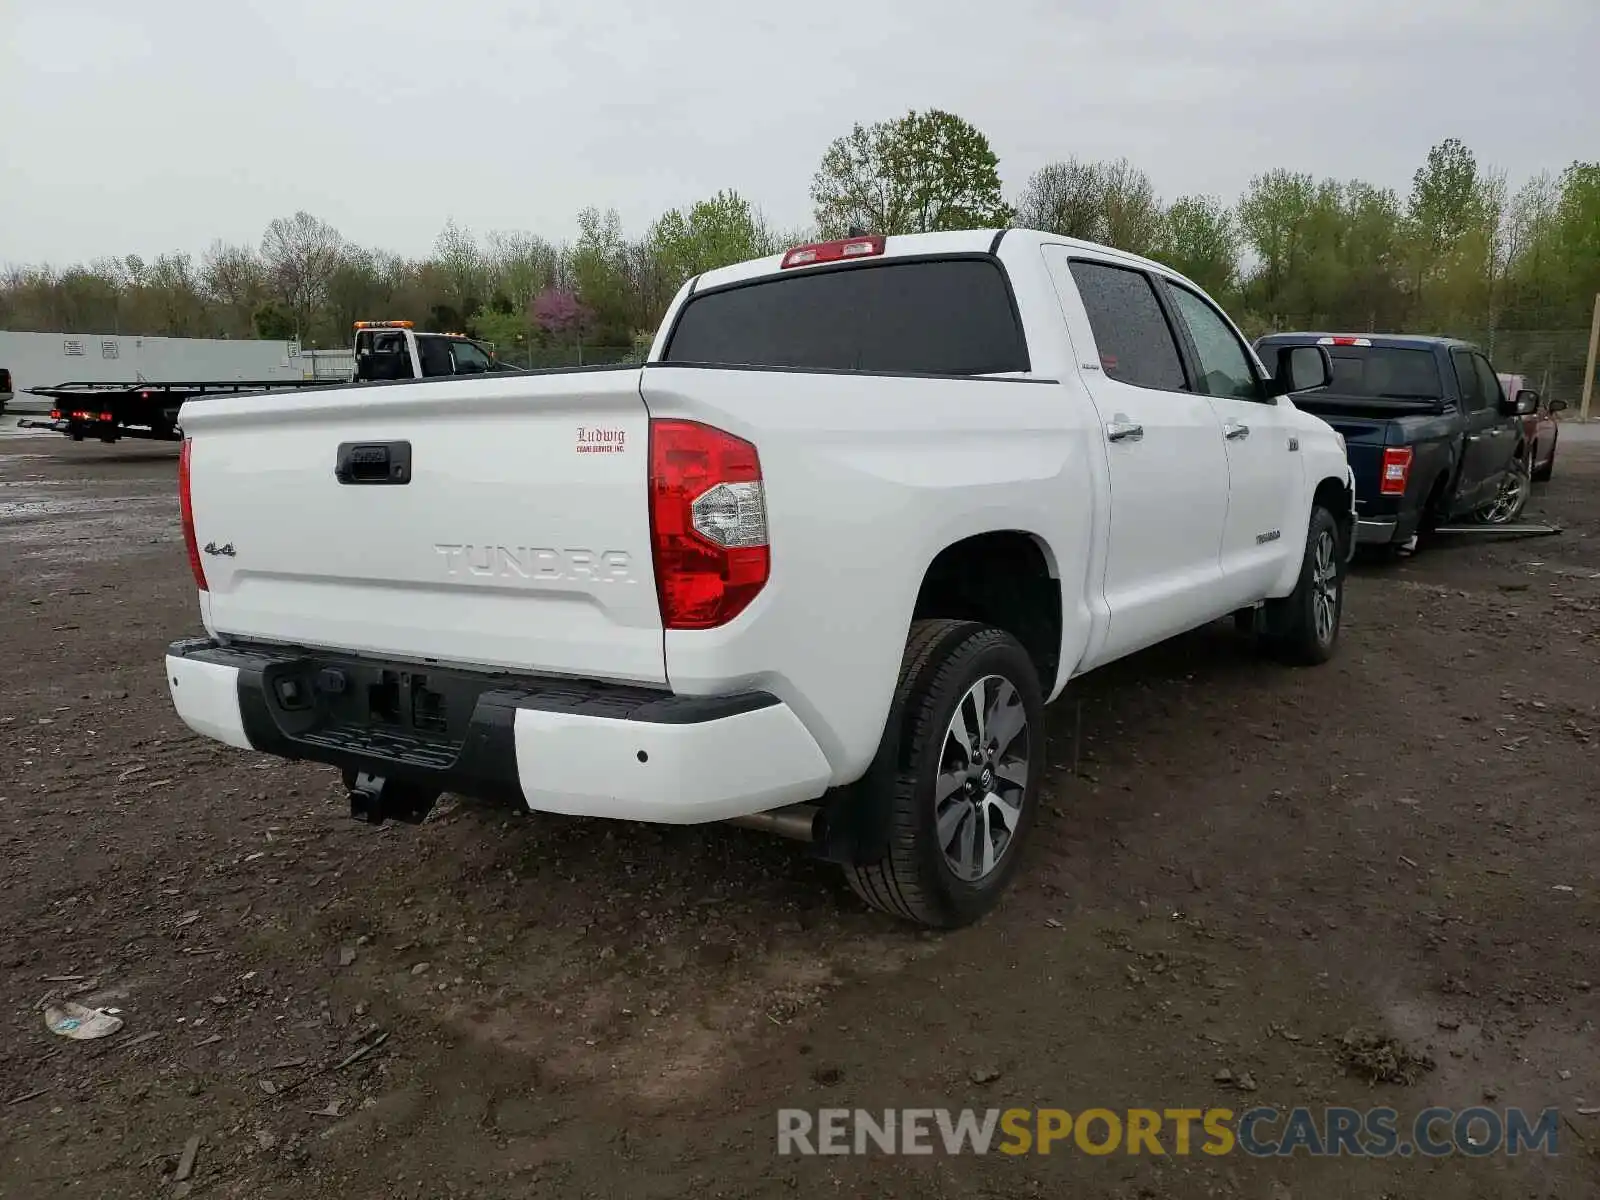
[1258,331,1482,353]
[691,228,1178,293]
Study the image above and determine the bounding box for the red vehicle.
[1500,372,1565,482]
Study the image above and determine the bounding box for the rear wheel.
[843,620,1043,929]
[1260,506,1344,666]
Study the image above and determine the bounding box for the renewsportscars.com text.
[777,1106,1561,1158]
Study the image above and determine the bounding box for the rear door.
[1042,249,1232,664]
[1451,349,1507,509]
[1162,281,1300,604]
[1473,353,1521,471]
[183,368,666,684]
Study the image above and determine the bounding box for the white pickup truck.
[166,229,1355,928]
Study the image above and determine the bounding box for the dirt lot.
[2,425,1598,1199]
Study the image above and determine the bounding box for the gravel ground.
[1,428,1598,1199]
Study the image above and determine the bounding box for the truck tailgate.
[180,370,665,685]
[1320,413,1388,500]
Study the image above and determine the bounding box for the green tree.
[810,109,1013,236]
[570,207,633,343]
[1237,170,1318,325]
[1337,182,1406,330]
[1555,161,1600,310]
[1408,138,1480,259]
[252,300,298,341]
[1154,195,1238,297]
[1405,138,1480,317]
[1502,171,1562,325]
[483,230,560,313]
[468,304,530,358]
[648,190,774,282]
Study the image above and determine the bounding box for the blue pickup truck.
[1253,333,1540,552]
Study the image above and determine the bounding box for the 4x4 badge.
[203,542,236,557]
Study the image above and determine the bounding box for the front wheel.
[1475,455,1531,525]
[1261,506,1345,666]
[843,620,1044,929]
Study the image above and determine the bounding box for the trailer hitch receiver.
[345,771,439,826]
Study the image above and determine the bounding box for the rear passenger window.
[1068,261,1187,392]
[663,259,1028,376]
[1452,350,1488,412]
[1472,355,1504,410]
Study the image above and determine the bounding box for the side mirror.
[1514,388,1540,416]
[1266,344,1333,397]
[1548,397,1567,414]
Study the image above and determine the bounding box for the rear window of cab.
[663,258,1030,376]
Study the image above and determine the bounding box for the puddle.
[0,479,133,489]
[0,496,167,520]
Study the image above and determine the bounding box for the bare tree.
[260,211,344,332]
[433,218,484,315]
[1018,158,1163,255]
[1016,159,1105,240]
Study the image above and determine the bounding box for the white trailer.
[0,331,306,415]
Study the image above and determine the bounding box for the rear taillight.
[648,419,769,630]
[1380,447,1414,496]
[178,438,208,591]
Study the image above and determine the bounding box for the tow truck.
[18,322,517,443]
[351,320,520,382]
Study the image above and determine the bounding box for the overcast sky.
[2,0,1596,266]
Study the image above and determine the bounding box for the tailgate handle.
[336,441,411,485]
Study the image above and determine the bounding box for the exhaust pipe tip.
[724,803,819,843]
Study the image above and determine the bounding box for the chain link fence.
[502,345,641,371]
[1466,330,1593,409]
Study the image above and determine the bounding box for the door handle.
[1223,421,1250,441]
[1105,420,1144,443]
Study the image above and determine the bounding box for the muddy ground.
[1,423,1598,1199]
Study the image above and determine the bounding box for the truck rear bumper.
[1355,518,1399,544]
[165,638,832,824]
[1354,505,1422,547]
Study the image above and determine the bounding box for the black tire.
[1261,506,1345,666]
[1532,448,1553,483]
[1474,454,1532,525]
[843,619,1044,929]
